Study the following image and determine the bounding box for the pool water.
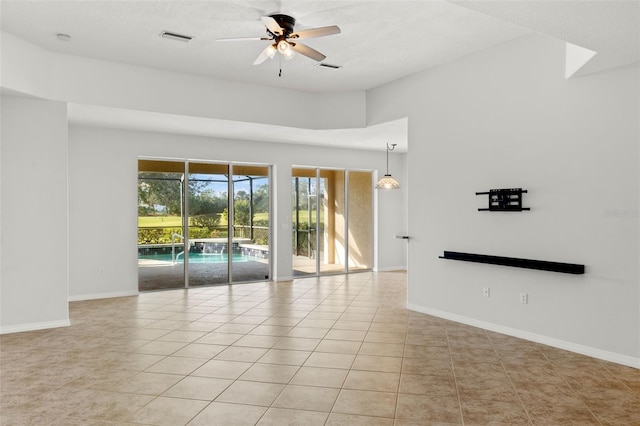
[138,252,257,264]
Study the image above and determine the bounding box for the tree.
[138,173,182,215]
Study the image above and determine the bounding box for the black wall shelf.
[439,251,585,275]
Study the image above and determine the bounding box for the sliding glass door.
[138,159,271,290]
[231,165,270,282]
[292,167,372,277]
[137,160,186,291]
[187,162,229,286]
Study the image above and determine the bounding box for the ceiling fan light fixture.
[277,39,291,54]
[266,44,277,59]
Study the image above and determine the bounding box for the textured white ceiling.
[1,1,637,151]
[0,0,532,93]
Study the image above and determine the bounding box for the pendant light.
[376,143,400,189]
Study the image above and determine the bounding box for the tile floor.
[1,272,639,425]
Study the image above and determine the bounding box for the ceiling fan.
[217,14,341,65]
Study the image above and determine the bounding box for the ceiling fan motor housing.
[269,14,296,36]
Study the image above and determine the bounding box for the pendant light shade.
[376,143,400,189]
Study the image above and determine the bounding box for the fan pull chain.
[279,55,282,77]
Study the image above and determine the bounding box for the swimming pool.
[138,252,259,264]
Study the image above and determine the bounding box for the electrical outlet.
[483,287,490,297]
[520,293,528,304]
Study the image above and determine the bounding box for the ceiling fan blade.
[261,16,283,35]
[290,25,341,39]
[253,44,276,65]
[290,42,326,62]
[217,36,271,42]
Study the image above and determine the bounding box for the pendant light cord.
[386,143,396,175]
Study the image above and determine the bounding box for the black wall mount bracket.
[439,251,585,274]
[476,188,530,211]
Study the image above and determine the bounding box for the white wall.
[1,32,366,130]
[68,125,407,299]
[367,34,640,367]
[0,96,70,333]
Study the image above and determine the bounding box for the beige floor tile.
[364,331,406,344]
[456,377,520,402]
[290,366,349,388]
[195,332,244,345]
[128,396,208,425]
[396,393,462,424]
[106,372,183,395]
[403,344,451,360]
[145,356,207,375]
[146,320,191,330]
[228,315,270,325]
[214,346,267,362]
[157,330,207,343]
[232,334,280,348]
[257,407,329,425]
[325,329,367,341]
[525,401,600,424]
[239,363,299,384]
[273,337,321,351]
[192,359,252,379]
[187,402,267,426]
[4,272,636,426]
[273,384,340,411]
[325,413,394,425]
[339,313,375,322]
[332,320,371,331]
[343,370,400,392]
[286,327,330,338]
[402,356,453,376]
[359,342,405,357]
[352,354,403,373]
[133,340,187,356]
[214,323,258,334]
[368,323,408,333]
[460,399,530,425]
[172,343,227,359]
[258,348,311,366]
[54,388,154,421]
[162,376,233,400]
[215,380,285,406]
[306,311,343,320]
[332,389,397,418]
[398,373,458,397]
[250,324,294,336]
[315,339,362,354]
[303,352,355,369]
[179,321,224,332]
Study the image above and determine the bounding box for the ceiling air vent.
[317,63,342,70]
[160,31,193,43]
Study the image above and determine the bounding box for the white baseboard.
[274,275,294,282]
[376,266,408,272]
[0,319,71,335]
[69,290,138,302]
[407,303,640,369]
